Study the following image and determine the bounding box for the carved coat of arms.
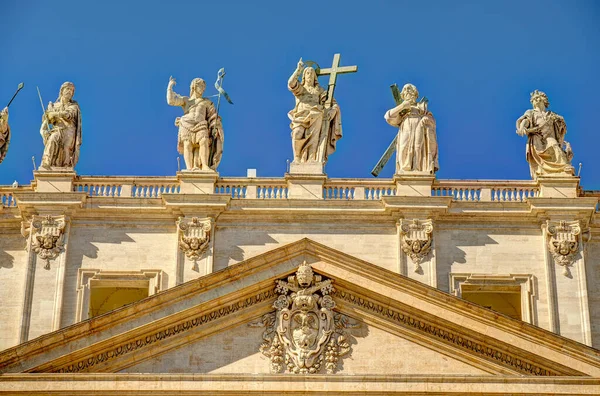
[400,219,433,272]
[546,220,581,276]
[22,215,66,269]
[176,217,211,262]
[257,262,356,374]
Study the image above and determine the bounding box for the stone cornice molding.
[1,374,600,395]
[13,192,86,218]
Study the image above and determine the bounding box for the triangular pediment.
[1,238,600,378]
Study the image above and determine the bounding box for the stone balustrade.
[215,178,288,199]
[432,180,539,202]
[73,177,180,198]
[1,176,589,206]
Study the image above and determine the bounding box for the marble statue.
[384,84,438,174]
[39,82,82,169]
[167,76,223,171]
[0,107,10,164]
[288,59,342,164]
[516,90,574,178]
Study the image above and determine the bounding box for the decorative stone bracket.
[21,215,66,269]
[176,216,212,264]
[546,220,585,277]
[254,262,357,374]
[399,219,433,272]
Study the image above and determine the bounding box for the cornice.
[1,374,600,395]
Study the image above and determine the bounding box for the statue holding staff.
[167,76,224,171]
[39,82,82,169]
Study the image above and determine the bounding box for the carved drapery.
[546,220,582,276]
[176,217,212,262]
[21,215,66,269]
[257,262,356,374]
[399,219,433,272]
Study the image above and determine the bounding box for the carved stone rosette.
[258,262,355,374]
[176,217,212,263]
[21,215,66,269]
[399,219,433,272]
[546,220,581,276]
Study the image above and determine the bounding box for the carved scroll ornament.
[176,217,211,262]
[400,219,433,272]
[546,220,581,276]
[21,215,66,269]
[257,262,356,374]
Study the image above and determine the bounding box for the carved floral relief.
[256,262,356,374]
[399,219,433,272]
[21,215,66,269]
[176,217,212,262]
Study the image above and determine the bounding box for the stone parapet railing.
[432,180,539,202]
[323,179,396,200]
[215,178,288,199]
[73,177,180,198]
[0,186,34,207]
[0,176,586,206]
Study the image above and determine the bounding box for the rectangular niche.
[76,269,164,321]
[449,273,536,324]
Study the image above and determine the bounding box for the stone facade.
[0,171,599,395]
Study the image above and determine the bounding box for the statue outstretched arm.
[288,58,304,93]
[166,76,186,107]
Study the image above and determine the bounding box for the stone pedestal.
[289,161,324,175]
[286,174,326,200]
[177,171,218,194]
[34,170,76,193]
[394,172,435,197]
[537,175,579,198]
[286,161,326,199]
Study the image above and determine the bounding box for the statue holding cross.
[287,54,357,166]
[372,83,438,176]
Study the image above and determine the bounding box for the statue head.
[530,90,549,109]
[57,82,75,102]
[301,67,318,88]
[296,261,314,288]
[400,84,419,102]
[190,78,206,98]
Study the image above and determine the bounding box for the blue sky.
[1,0,599,188]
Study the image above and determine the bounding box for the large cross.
[371,84,402,177]
[314,53,357,162]
[317,53,358,108]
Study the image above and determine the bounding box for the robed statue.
[39,82,82,169]
[288,59,342,164]
[384,84,438,174]
[0,107,10,164]
[167,76,223,171]
[516,90,574,178]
